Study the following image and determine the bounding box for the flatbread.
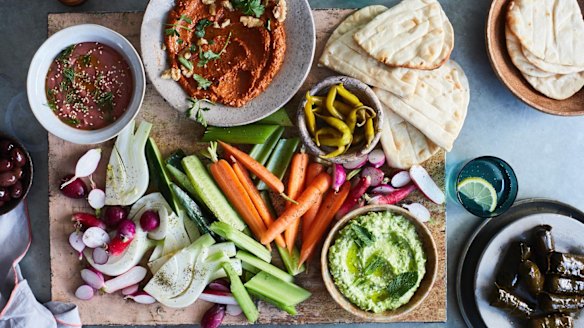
[505,26,554,78]
[353,0,451,70]
[377,99,440,169]
[374,60,469,151]
[319,6,419,98]
[522,46,584,75]
[523,71,584,100]
[507,0,584,67]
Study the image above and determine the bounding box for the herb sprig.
[387,271,418,299]
[193,74,212,90]
[232,0,265,17]
[198,32,232,67]
[195,19,212,38]
[186,97,214,127]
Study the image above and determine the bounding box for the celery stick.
[202,125,279,144]
[242,261,260,274]
[257,108,294,127]
[257,138,299,190]
[210,222,271,263]
[244,271,311,306]
[249,126,285,166]
[223,262,259,323]
[236,251,293,283]
[247,289,297,315]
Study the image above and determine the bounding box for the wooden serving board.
[48,10,446,325]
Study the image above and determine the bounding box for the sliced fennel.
[105,120,152,206]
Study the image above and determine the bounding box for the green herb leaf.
[193,74,212,90]
[96,91,114,110]
[232,0,265,17]
[178,56,194,71]
[46,89,57,112]
[179,14,193,24]
[57,45,75,64]
[80,54,91,66]
[64,117,80,126]
[177,38,184,45]
[165,28,180,37]
[62,67,76,84]
[197,32,232,67]
[186,97,215,127]
[195,19,212,38]
[387,272,418,298]
[350,224,375,248]
[363,255,385,276]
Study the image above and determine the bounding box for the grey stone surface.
[2,0,584,327]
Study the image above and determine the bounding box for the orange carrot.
[298,181,351,267]
[232,161,286,248]
[301,163,325,240]
[284,152,309,253]
[218,141,285,194]
[210,159,267,241]
[261,172,331,245]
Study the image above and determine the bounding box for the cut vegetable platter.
[47,10,446,325]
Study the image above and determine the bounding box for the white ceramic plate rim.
[26,24,145,144]
[140,0,316,127]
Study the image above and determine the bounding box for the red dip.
[45,42,133,130]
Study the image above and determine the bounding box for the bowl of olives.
[0,133,33,215]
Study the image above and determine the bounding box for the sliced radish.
[208,280,230,292]
[82,227,110,248]
[391,171,411,188]
[122,284,140,296]
[343,156,367,170]
[125,292,156,304]
[80,268,105,290]
[92,247,109,265]
[361,167,385,187]
[367,149,386,168]
[226,304,243,316]
[88,188,106,210]
[403,203,431,223]
[102,266,147,293]
[61,148,102,189]
[75,285,95,300]
[69,231,85,259]
[199,289,238,305]
[370,184,397,195]
[366,184,417,205]
[332,164,346,192]
[409,165,445,204]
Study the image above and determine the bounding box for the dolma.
[519,259,544,296]
[490,284,534,317]
[496,242,532,289]
[548,252,584,279]
[528,314,574,328]
[539,292,584,313]
[545,276,584,295]
[532,225,555,271]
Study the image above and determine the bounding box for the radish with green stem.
[102,266,147,293]
[409,164,445,204]
[61,148,102,189]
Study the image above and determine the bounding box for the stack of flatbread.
[505,0,584,100]
[319,0,470,169]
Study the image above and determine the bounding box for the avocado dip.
[328,211,426,313]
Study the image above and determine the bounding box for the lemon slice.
[457,177,498,212]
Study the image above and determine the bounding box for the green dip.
[328,211,426,313]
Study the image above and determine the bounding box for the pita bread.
[522,46,584,75]
[374,60,469,151]
[326,5,388,47]
[353,0,451,70]
[377,98,440,169]
[523,71,584,100]
[507,0,584,67]
[319,6,419,98]
[505,26,555,78]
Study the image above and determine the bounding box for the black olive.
[0,187,10,201]
[0,159,12,172]
[12,167,23,179]
[10,148,26,167]
[10,181,23,199]
[0,140,14,158]
[0,172,17,187]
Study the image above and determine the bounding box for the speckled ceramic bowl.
[321,205,438,321]
[297,76,384,164]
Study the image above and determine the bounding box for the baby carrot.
[301,163,325,240]
[285,152,309,253]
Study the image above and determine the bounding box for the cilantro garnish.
[179,14,193,24]
[81,54,91,66]
[165,28,180,37]
[195,19,212,38]
[62,67,76,84]
[232,0,265,17]
[47,89,57,112]
[186,97,214,127]
[64,117,80,126]
[179,56,194,71]
[197,32,232,67]
[57,45,75,64]
[193,74,212,90]
[96,91,114,110]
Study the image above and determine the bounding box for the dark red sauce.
[45,42,133,130]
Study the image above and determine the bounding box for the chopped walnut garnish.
[183,71,193,79]
[183,51,192,60]
[221,0,234,11]
[221,19,231,28]
[213,21,221,28]
[202,0,215,4]
[209,3,217,15]
[161,69,172,80]
[273,0,287,22]
[171,68,181,81]
[161,43,167,51]
[197,38,209,46]
[240,16,263,28]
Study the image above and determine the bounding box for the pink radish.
[102,266,147,293]
[75,285,95,300]
[103,206,128,228]
[343,156,367,170]
[370,184,397,195]
[139,210,160,232]
[92,247,109,265]
[361,167,384,187]
[122,284,140,296]
[402,203,431,223]
[367,149,385,168]
[332,164,346,192]
[88,188,105,210]
[199,289,238,305]
[125,292,156,304]
[409,165,445,204]
[117,219,136,241]
[60,175,88,199]
[69,231,85,259]
[72,212,106,230]
[82,227,110,248]
[226,304,243,316]
[336,176,371,220]
[201,304,226,328]
[208,279,230,292]
[80,268,105,290]
[391,171,411,188]
[61,148,102,189]
[366,184,417,205]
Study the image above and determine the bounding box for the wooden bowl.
[320,205,438,321]
[486,0,584,116]
[0,132,33,215]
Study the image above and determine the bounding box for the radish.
[367,149,385,168]
[103,206,128,228]
[122,284,140,296]
[107,219,136,256]
[139,210,160,232]
[117,220,136,241]
[343,156,367,170]
[208,279,230,292]
[80,268,105,290]
[402,203,431,223]
[370,184,397,195]
[409,165,445,204]
[82,227,110,248]
[226,304,243,316]
[199,289,238,305]
[72,212,106,230]
[201,304,226,328]
[125,292,156,304]
[366,184,417,205]
[69,231,85,259]
[88,188,105,210]
[361,167,384,187]
[75,285,95,300]
[102,266,147,293]
[61,148,102,189]
[332,164,346,192]
[391,171,411,188]
[336,176,371,220]
[92,247,109,265]
[60,175,88,199]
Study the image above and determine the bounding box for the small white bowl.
[27,24,145,144]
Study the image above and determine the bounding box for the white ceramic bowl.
[27,24,145,144]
